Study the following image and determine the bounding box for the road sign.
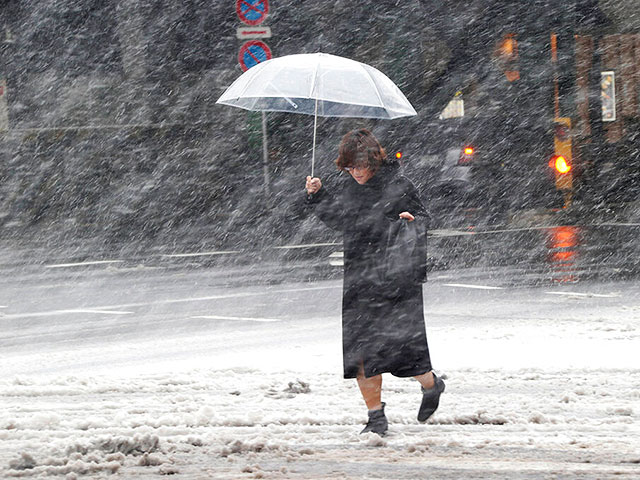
[236,27,271,40]
[238,40,272,71]
[236,0,269,26]
[236,26,272,39]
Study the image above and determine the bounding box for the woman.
[305,128,445,436]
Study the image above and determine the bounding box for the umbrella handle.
[311,97,318,178]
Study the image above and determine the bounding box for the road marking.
[161,251,241,258]
[273,242,340,249]
[443,283,504,290]
[474,226,562,234]
[544,291,621,298]
[0,285,339,320]
[596,222,640,227]
[45,260,124,269]
[429,229,475,237]
[2,308,133,318]
[160,243,341,256]
[57,309,133,315]
[429,225,561,237]
[191,315,280,322]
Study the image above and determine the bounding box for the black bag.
[376,218,428,296]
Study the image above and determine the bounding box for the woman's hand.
[399,211,415,222]
[306,176,322,195]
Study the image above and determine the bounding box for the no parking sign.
[238,40,272,71]
[236,0,272,71]
[236,0,269,26]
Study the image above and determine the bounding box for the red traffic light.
[549,155,571,174]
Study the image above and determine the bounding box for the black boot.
[417,373,445,423]
[360,402,388,436]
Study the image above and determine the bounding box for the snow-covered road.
[1,264,639,478]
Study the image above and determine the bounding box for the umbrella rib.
[234,63,267,103]
[360,64,386,112]
[240,62,300,110]
[309,57,321,107]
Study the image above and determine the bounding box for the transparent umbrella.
[216,52,417,176]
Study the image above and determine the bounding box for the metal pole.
[0,30,13,133]
[261,111,270,198]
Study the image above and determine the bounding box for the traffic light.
[551,117,573,197]
[458,145,474,165]
[549,155,571,174]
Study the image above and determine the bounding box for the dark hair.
[335,129,387,172]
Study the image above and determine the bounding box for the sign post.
[235,0,273,199]
[0,80,8,132]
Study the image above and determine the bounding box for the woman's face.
[346,165,375,184]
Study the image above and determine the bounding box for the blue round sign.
[238,40,272,71]
[236,0,269,26]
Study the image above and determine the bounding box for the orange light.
[459,146,474,165]
[501,34,518,57]
[553,155,571,174]
[553,227,577,249]
[395,151,402,159]
[547,226,580,283]
[505,70,520,82]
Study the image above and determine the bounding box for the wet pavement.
[1,222,639,288]
[427,222,640,285]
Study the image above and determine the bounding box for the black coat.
[308,163,432,379]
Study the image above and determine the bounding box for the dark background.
[0,0,637,262]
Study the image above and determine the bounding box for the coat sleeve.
[305,184,348,232]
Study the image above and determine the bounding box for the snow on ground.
[1,272,639,478]
[1,368,638,479]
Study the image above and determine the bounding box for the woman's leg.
[356,364,383,410]
[414,371,435,389]
[357,364,388,435]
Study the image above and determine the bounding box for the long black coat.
[308,163,432,379]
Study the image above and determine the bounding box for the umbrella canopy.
[217,53,417,175]
[217,52,417,119]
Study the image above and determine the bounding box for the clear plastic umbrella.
[216,52,417,176]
